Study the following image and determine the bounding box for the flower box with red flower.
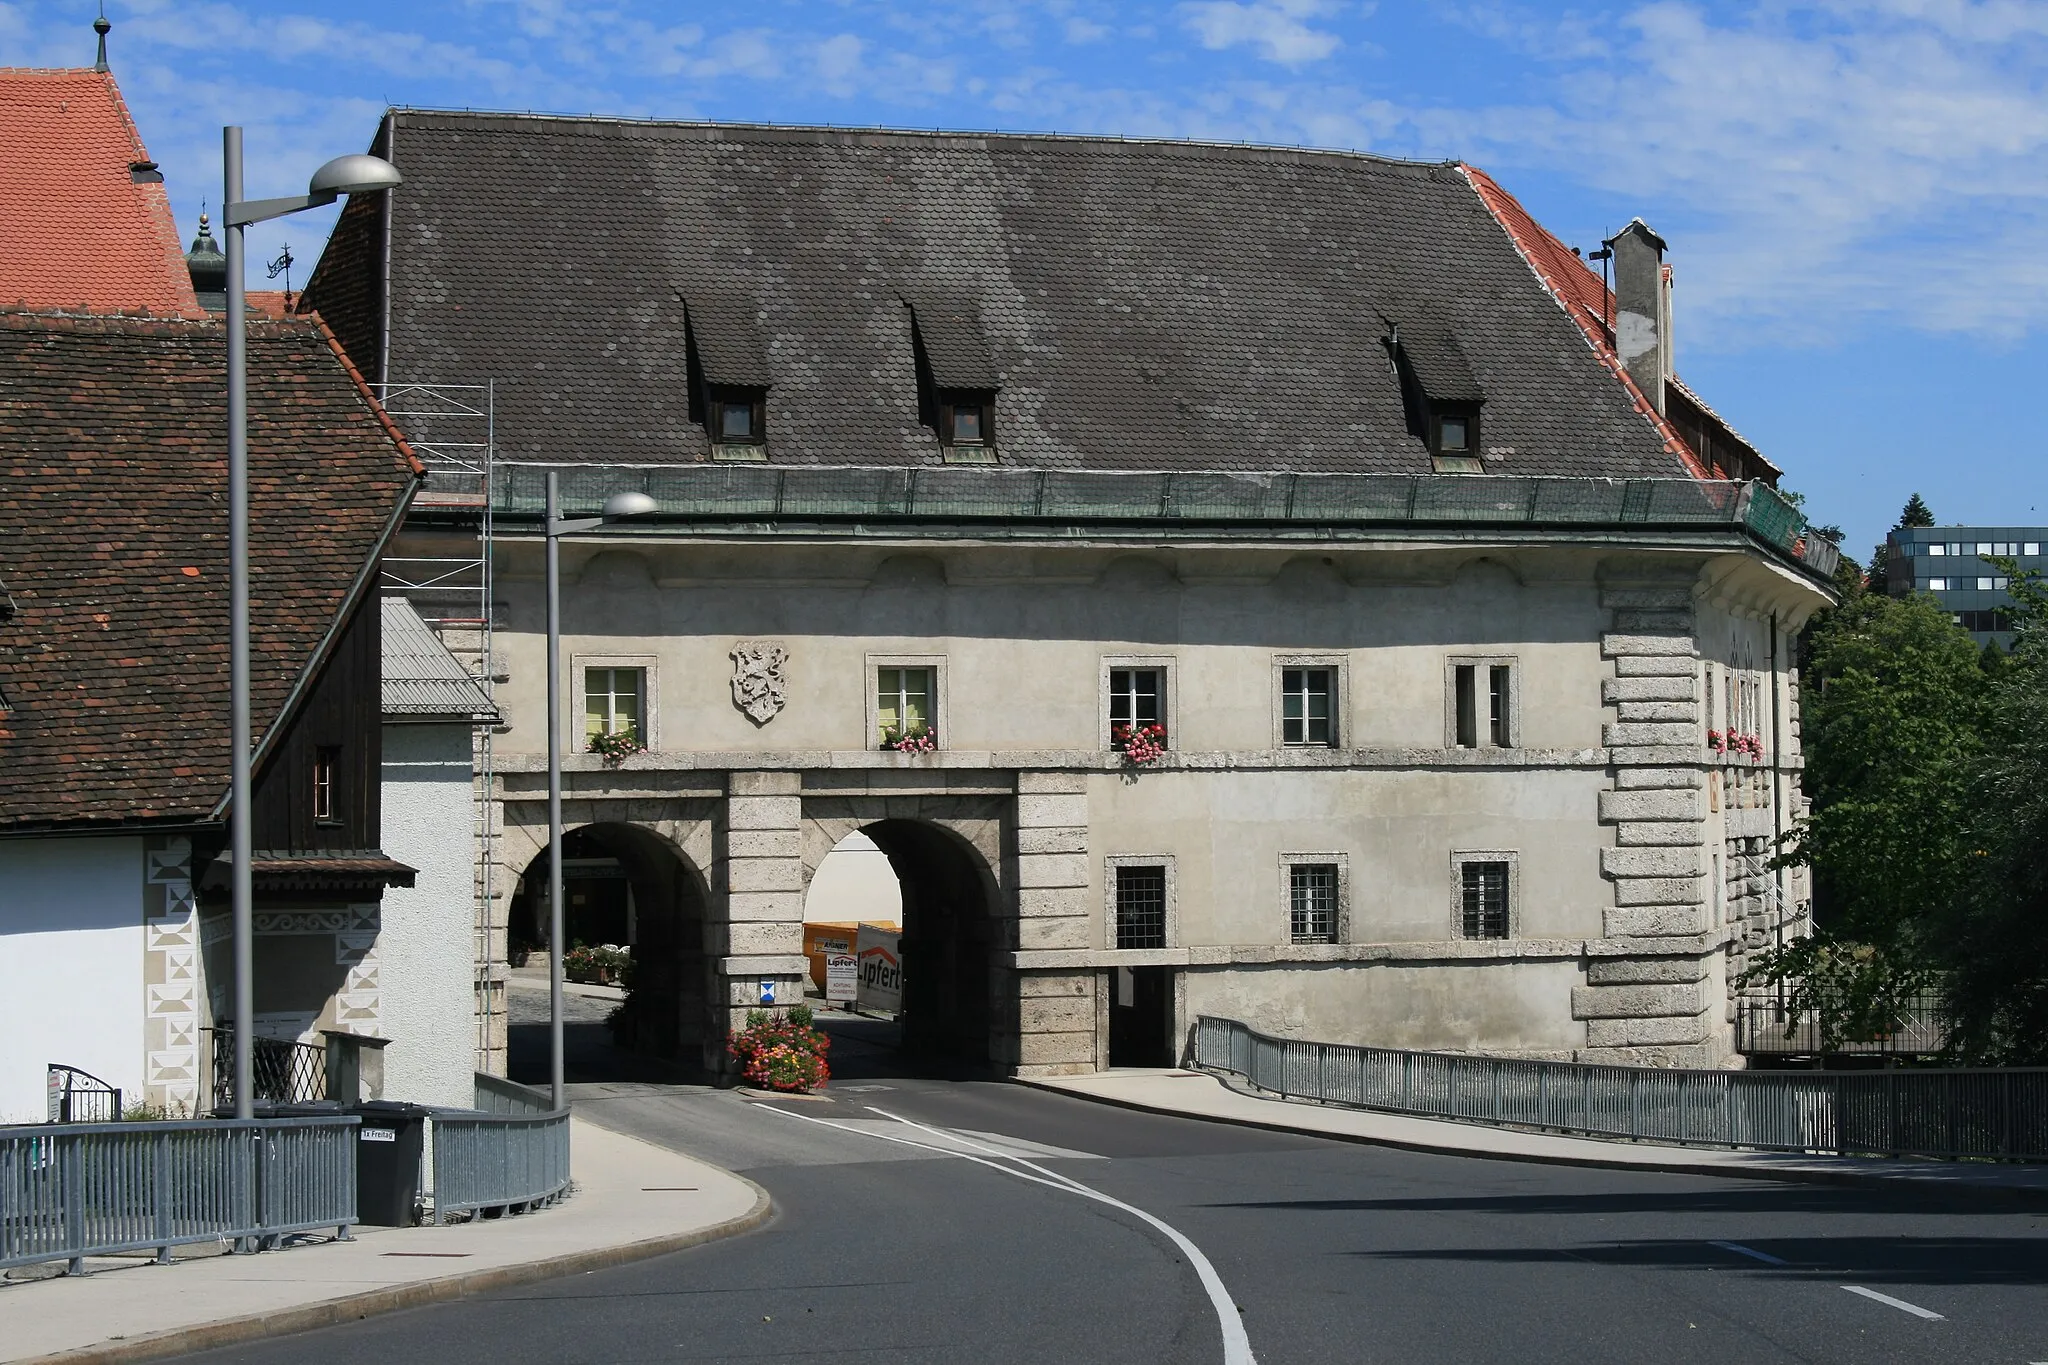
[1113,722,1168,765]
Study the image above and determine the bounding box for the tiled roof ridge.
[0,303,337,332]
[1457,163,1710,482]
[0,300,210,324]
[306,308,428,480]
[388,106,1465,171]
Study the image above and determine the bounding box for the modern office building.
[1887,527,2046,650]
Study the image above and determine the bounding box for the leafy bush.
[564,944,632,985]
[728,1005,831,1092]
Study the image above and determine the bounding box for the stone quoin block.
[1612,609,1696,633]
[1610,876,1703,906]
[1571,982,1705,1020]
[726,796,802,831]
[1015,852,1092,889]
[1016,771,1088,795]
[723,828,802,860]
[1603,904,1710,937]
[1017,794,1089,829]
[1599,788,1706,822]
[1585,956,1709,986]
[1613,655,1699,677]
[1615,821,1707,847]
[1601,633,1698,659]
[1585,1015,1711,1048]
[1614,767,1703,791]
[1017,885,1092,919]
[725,921,805,957]
[1600,587,1695,610]
[1015,915,1096,951]
[1602,675,1699,704]
[1616,700,1699,724]
[723,890,805,923]
[728,770,801,797]
[1019,995,1097,1033]
[1016,1030,1100,1066]
[1016,826,1089,856]
[1601,845,1702,879]
[1018,972,1095,998]
[1603,722,1699,749]
[724,858,804,895]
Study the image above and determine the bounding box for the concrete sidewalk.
[2,1116,770,1365]
[1022,1068,2048,1201]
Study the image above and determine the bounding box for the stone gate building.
[302,113,1838,1075]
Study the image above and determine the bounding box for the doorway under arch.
[856,818,1003,1067]
[507,822,713,1063]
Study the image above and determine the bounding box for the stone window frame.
[865,653,949,749]
[1279,851,1349,945]
[1271,654,1349,750]
[1443,653,1520,750]
[571,653,659,755]
[1099,654,1179,752]
[1449,849,1519,940]
[1104,853,1177,950]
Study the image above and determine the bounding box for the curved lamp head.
[601,491,658,520]
[309,153,403,197]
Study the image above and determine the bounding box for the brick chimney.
[1605,219,1669,414]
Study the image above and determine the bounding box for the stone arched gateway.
[493,767,1101,1077]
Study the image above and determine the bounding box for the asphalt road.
[172,1013,2048,1364]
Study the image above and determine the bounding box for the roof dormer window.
[940,390,994,450]
[712,386,765,445]
[1385,321,1486,475]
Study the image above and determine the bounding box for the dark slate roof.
[306,115,1692,479]
[0,308,422,832]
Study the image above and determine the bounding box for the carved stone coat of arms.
[730,642,789,725]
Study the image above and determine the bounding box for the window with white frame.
[584,666,645,744]
[1453,853,1514,940]
[876,666,936,746]
[1450,658,1514,748]
[1281,667,1336,747]
[1108,668,1164,737]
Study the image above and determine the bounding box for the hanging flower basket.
[1113,722,1168,765]
[589,728,643,765]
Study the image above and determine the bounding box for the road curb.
[18,1177,776,1365]
[1014,1075,2048,1206]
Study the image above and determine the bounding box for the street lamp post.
[221,129,400,1119]
[543,474,657,1109]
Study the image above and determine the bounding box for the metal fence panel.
[0,1117,356,1274]
[429,1110,571,1223]
[1191,1016,2048,1161]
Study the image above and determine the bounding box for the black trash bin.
[348,1101,430,1227]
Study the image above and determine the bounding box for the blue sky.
[8,0,2045,557]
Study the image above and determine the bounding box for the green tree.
[1927,567,2048,1062]
[1748,592,1985,1041]
[1897,492,1936,528]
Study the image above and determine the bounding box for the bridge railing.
[1191,1016,2048,1161]
[0,1116,357,1275]
[426,1074,570,1224]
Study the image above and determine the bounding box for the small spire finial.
[93,4,111,72]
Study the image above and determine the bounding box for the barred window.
[1289,864,1338,944]
[1115,865,1168,950]
[1460,861,1510,939]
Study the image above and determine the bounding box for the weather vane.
[265,243,295,298]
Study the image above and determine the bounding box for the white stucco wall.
[0,838,145,1123]
[378,723,479,1109]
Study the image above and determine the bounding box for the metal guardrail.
[1192,1016,2048,1161]
[426,1074,570,1223]
[493,467,1837,578]
[0,1116,357,1275]
[1736,992,1950,1060]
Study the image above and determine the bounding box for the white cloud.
[1179,0,1343,66]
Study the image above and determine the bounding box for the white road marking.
[755,1102,1258,1365]
[1841,1286,1944,1320]
[1709,1241,1788,1266]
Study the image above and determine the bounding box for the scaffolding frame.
[374,381,501,1070]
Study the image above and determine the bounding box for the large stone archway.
[801,795,1010,1066]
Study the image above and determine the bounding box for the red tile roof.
[1460,164,1712,482]
[0,67,199,315]
[0,308,424,832]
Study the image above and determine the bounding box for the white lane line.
[1709,1241,1789,1266]
[755,1102,1257,1365]
[1841,1286,1945,1320]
